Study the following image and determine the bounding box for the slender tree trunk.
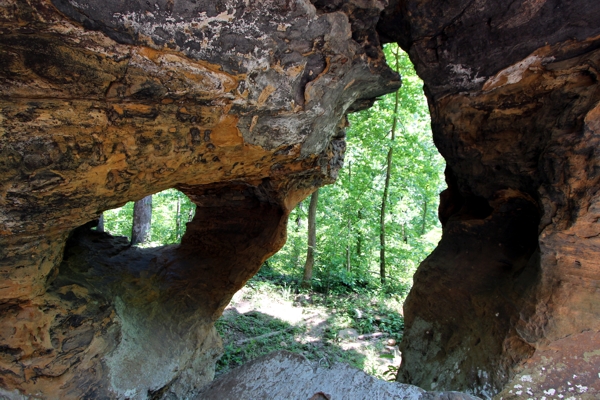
[356,209,363,257]
[346,161,352,272]
[380,48,401,284]
[421,199,428,235]
[175,193,182,240]
[97,213,105,232]
[302,189,319,288]
[131,195,152,245]
[296,201,303,231]
[380,147,393,283]
[346,243,351,272]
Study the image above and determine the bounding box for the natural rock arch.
[0,1,398,397]
[0,0,599,399]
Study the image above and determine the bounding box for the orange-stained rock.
[379,0,600,398]
[0,0,399,398]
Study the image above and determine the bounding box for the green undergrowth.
[214,266,405,380]
[215,312,366,375]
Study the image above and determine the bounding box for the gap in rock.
[267,43,446,295]
[97,188,196,247]
[215,44,449,381]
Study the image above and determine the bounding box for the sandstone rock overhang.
[1,0,600,399]
[0,0,399,398]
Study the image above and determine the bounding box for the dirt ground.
[217,284,402,379]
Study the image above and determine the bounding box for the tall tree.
[301,189,319,288]
[131,195,152,245]
[175,192,182,240]
[97,213,105,233]
[379,47,401,283]
[103,189,196,245]
[346,161,352,272]
[264,44,446,292]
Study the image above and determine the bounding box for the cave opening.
[77,42,452,383]
[56,41,452,387]
[97,188,196,247]
[205,43,452,381]
[265,43,447,297]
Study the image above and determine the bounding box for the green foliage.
[214,273,403,380]
[382,363,400,382]
[102,188,196,245]
[102,201,134,240]
[214,313,301,374]
[267,43,445,294]
[214,276,369,376]
[324,293,404,341]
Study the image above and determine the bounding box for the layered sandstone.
[379,0,600,398]
[0,1,399,398]
[1,0,600,399]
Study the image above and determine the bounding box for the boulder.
[197,350,481,400]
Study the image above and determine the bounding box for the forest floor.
[214,271,405,381]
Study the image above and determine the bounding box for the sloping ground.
[216,280,404,379]
[197,350,480,400]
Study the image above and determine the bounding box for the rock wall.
[0,1,399,398]
[2,0,600,399]
[378,0,600,398]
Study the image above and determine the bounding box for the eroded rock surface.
[0,0,399,398]
[378,0,600,398]
[2,0,600,399]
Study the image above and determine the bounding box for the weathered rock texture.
[197,350,481,400]
[0,0,399,398]
[378,0,600,398]
[2,0,600,399]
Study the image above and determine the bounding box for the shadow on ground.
[216,309,369,376]
[214,279,404,380]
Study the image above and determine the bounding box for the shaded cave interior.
[2,0,600,398]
